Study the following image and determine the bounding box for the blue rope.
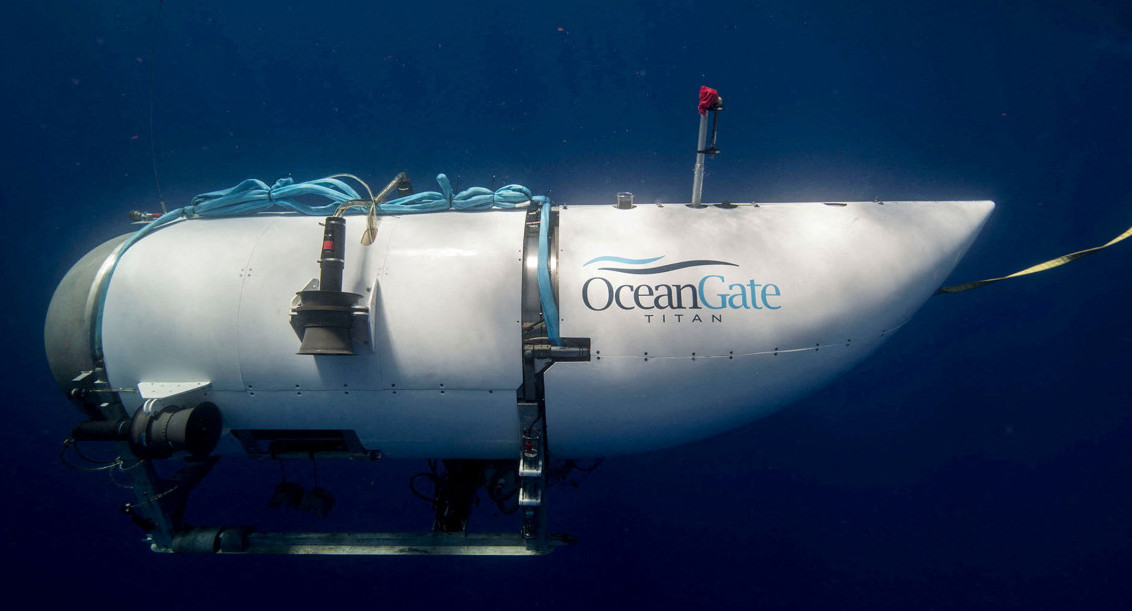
[120,174,545,260]
[187,176,364,217]
[178,173,539,218]
[537,199,562,346]
[375,174,542,214]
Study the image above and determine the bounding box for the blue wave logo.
[583,255,737,275]
[581,254,782,313]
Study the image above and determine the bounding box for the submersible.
[43,87,993,554]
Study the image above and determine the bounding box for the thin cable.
[59,439,121,472]
[147,0,166,214]
[327,173,377,217]
[146,482,183,503]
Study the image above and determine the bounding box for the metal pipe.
[319,216,347,292]
[692,112,709,206]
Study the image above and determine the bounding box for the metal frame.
[64,202,588,556]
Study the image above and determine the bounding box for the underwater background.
[3,1,1131,608]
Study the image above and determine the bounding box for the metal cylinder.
[319,216,347,292]
[71,418,130,442]
[127,402,223,459]
[691,113,709,207]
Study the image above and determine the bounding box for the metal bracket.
[68,368,125,420]
[517,400,545,504]
[137,380,211,414]
[68,202,605,557]
[515,203,592,552]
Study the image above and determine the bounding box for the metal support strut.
[65,374,221,551]
[517,203,590,552]
[64,199,588,556]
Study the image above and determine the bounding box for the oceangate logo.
[581,255,782,323]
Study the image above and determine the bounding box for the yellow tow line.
[937,222,1132,294]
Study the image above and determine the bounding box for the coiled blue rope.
[118,173,545,265]
[376,174,545,213]
[134,173,541,237]
[186,175,363,217]
[115,175,365,259]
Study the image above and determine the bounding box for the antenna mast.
[691,86,723,207]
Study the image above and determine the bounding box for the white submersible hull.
[42,87,999,553]
[47,199,993,459]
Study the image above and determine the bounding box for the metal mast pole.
[692,112,710,206]
[691,86,721,207]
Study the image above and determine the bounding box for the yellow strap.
[936,222,1132,294]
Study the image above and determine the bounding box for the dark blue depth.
[3,1,1131,609]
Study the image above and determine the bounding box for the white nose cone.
[548,200,994,456]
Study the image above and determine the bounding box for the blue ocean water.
[3,1,1131,608]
